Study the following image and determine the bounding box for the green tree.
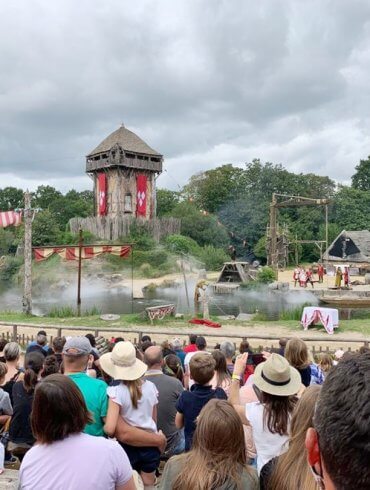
[32,210,61,246]
[156,189,180,216]
[33,185,62,210]
[351,157,370,191]
[0,187,24,210]
[332,186,370,230]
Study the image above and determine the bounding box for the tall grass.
[47,305,101,318]
[279,304,311,321]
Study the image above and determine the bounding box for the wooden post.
[23,191,32,314]
[325,204,329,264]
[269,194,278,269]
[131,246,134,314]
[12,325,17,342]
[181,259,190,309]
[77,228,83,316]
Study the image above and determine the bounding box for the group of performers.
[334,266,350,288]
[293,266,318,288]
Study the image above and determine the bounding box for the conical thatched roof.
[87,125,162,157]
[323,229,370,263]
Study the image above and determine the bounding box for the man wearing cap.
[63,337,108,437]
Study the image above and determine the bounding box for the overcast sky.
[1,0,370,193]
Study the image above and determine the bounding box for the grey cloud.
[0,0,370,192]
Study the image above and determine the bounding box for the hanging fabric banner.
[34,245,131,262]
[98,173,107,216]
[0,211,22,228]
[136,174,147,217]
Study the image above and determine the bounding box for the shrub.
[0,256,23,282]
[165,234,200,255]
[256,266,276,283]
[196,246,229,271]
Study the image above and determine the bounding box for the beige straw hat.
[253,353,301,396]
[99,341,147,381]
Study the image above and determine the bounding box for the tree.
[32,210,61,246]
[351,157,370,191]
[156,189,180,216]
[33,185,62,210]
[331,186,370,231]
[0,187,24,211]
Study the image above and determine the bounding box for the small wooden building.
[323,230,370,268]
[86,124,163,219]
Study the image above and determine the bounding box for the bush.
[0,256,23,282]
[165,234,200,255]
[256,266,276,283]
[196,246,229,271]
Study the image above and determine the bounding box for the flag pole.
[22,191,32,315]
[77,228,83,316]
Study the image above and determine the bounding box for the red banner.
[0,211,22,228]
[98,173,107,216]
[136,174,147,217]
[34,245,131,262]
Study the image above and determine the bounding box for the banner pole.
[131,246,134,314]
[77,228,83,316]
[22,191,32,315]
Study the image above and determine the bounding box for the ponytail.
[23,368,38,392]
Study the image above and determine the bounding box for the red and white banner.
[0,211,22,228]
[136,174,147,217]
[98,173,107,216]
[34,245,131,262]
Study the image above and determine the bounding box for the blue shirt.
[310,363,325,385]
[176,384,227,450]
[174,349,186,368]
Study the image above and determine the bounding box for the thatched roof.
[87,124,162,157]
[323,229,370,262]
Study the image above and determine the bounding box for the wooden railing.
[0,322,368,353]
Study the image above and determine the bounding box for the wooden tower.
[86,124,163,219]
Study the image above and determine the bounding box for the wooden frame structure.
[267,193,330,269]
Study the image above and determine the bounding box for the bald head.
[144,346,163,369]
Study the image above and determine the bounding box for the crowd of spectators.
[0,329,367,489]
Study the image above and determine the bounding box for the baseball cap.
[63,336,92,356]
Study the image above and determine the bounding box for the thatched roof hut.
[323,230,370,264]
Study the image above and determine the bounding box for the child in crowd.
[0,363,13,425]
[100,341,160,490]
[175,353,227,451]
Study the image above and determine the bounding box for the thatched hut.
[323,230,370,267]
[86,124,163,219]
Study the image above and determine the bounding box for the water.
[0,280,368,320]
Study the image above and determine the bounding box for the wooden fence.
[0,322,368,354]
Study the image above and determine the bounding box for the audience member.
[183,334,197,353]
[163,354,183,383]
[220,341,236,374]
[141,335,152,343]
[170,338,186,367]
[306,352,370,490]
[101,341,160,489]
[309,359,325,385]
[285,338,311,386]
[260,385,321,489]
[63,337,108,437]
[359,344,369,355]
[26,333,52,357]
[144,346,184,458]
[40,355,60,378]
[239,340,255,383]
[161,340,175,358]
[230,353,300,474]
[0,362,13,427]
[210,350,231,395]
[2,342,22,404]
[51,336,66,367]
[184,336,209,389]
[140,340,154,353]
[160,399,258,490]
[175,353,227,451]
[278,338,287,356]
[0,339,8,363]
[9,351,44,459]
[317,352,333,377]
[19,374,136,490]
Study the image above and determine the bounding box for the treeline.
[0,157,369,264]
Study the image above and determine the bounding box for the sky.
[1,0,370,193]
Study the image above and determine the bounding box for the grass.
[47,305,101,318]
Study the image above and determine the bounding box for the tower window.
[124,193,132,213]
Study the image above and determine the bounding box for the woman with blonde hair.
[285,337,311,386]
[260,385,321,489]
[317,352,333,376]
[160,399,258,490]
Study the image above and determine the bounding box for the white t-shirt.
[19,433,132,490]
[246,402,289,474]
[107,380,158,432]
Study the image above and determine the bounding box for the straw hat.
[99,341,147,381]
[253,353,301,396]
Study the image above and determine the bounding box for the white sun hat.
[99,341,147,381]
[253,353,301,397]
